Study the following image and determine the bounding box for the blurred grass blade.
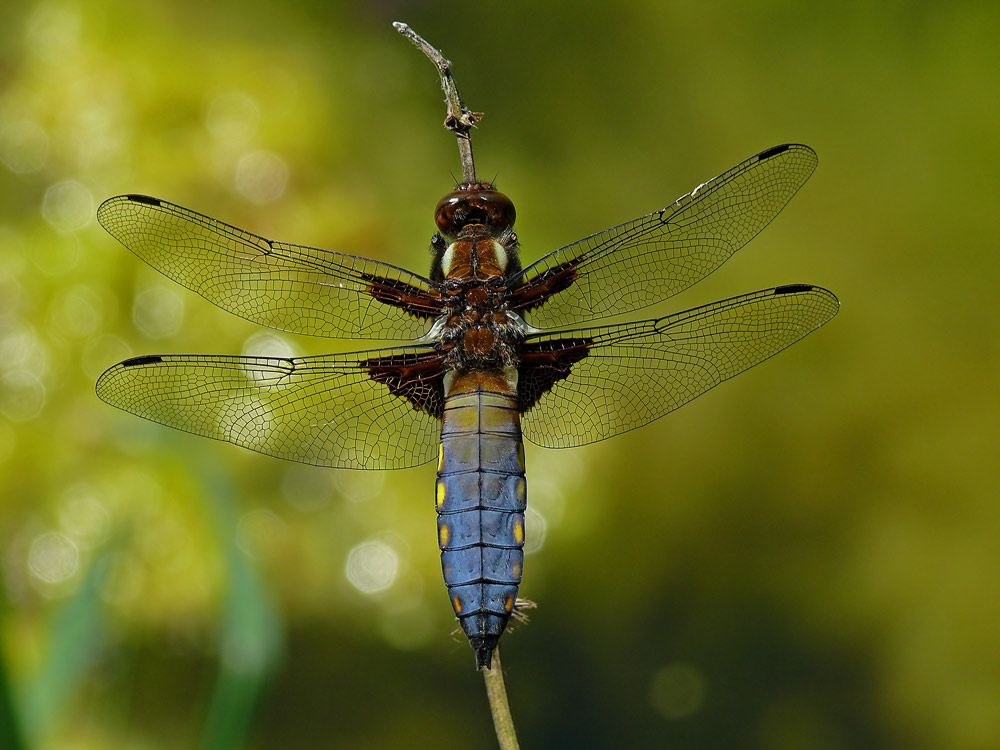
[21,552,110,745]
[196,461,283,750]
[0,614,27,750]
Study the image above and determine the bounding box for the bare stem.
[483,647,520,750]
[393,21,481,183]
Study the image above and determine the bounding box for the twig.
[482,647,520,750]
[393,22,482,183]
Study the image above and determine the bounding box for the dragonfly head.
[434,182,515,239]
[431,183,520,282]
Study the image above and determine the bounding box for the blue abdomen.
[436,371,526,669]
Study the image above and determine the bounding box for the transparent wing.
[519,284,839,448]
[510,144,818,328]
[97,195,445,341]
[96,346,447,469]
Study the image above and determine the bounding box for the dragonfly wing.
[510,144,818,329]
[519,284,839,448]
[98,195,445,341]
[96,346,448,469]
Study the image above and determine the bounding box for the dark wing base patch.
[359,272,446,318]
[362,349,447,419]
[518,338,592,413]
[508,259,581,315]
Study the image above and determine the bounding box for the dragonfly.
[96,143,838,669]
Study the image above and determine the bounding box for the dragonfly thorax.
[440,302,526,372]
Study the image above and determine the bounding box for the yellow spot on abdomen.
[512,560,521,578]
[436,480,446,509]
[439,523,450,547]
[513,518,524,545]
[437,444,444,472]
[504,594,514,613]
[453,594,463,614]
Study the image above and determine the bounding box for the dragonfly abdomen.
[436,370,526,669]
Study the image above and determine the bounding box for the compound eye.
[481,190,515,231]
[434,193,462,235]
[434,184,516,236]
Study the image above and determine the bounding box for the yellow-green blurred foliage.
[2,1,998,748]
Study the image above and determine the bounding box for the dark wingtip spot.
[774,284,814,295]
[122,354,164,367]
[125,194,161,206]
[759,144,790,160]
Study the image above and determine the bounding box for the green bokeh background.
[2,1,998,748]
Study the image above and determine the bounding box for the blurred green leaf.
[0,614,27,750]
[21,551,109,744]
[198,460,282,750]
